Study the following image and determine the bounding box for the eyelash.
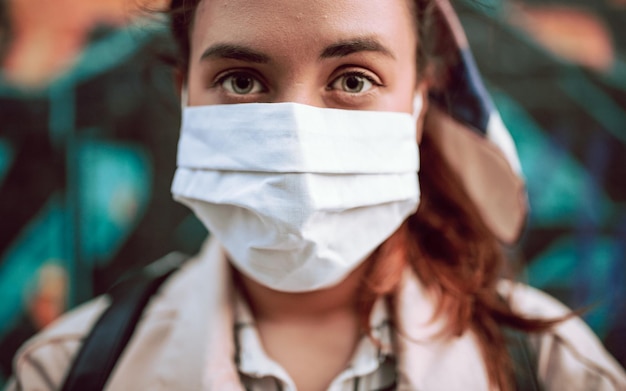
[211,70,267,91]
[210,68,384,96]
[328,70,383,90]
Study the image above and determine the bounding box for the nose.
[272,81,325,108]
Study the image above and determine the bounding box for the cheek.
[185,64,223,106]
[186,58,213,106]
[379,68,419,114]
[375,46,419,114]
[398,59,420,113]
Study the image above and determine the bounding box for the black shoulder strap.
[504,327,544,391]
[60,252,188,391]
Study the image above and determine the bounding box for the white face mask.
[171,102,421,292]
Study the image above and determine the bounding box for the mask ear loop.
[411,93,424,123]
[181,84,189,109]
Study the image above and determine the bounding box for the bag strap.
[504,327,544,391]
[60,252,188,391]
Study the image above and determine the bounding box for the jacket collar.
[147,237,240,390]
[147,236,490,390]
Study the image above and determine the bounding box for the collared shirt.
[233,294,397,391]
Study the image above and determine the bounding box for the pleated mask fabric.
[172,102,420,292]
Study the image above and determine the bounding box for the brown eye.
[220,72,265,95]
[330,73,374,93]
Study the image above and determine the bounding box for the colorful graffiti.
[0,10,206,382]
[0,0,624,384]
[454,0,626,365]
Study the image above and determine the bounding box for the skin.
[187,0,426,389]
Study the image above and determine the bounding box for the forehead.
[190,0,416,60]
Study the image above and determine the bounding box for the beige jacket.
[7,237,626,390]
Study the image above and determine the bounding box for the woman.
[8,0,626,390]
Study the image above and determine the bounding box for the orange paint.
[2,0,168,87]
[508,4,615,72]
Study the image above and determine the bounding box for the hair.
[0,0,11,64]
[166,1,562,390]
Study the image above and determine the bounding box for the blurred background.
[0,0,624,385]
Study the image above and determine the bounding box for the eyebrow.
[319,37,395,60]
[199,37,394,64]
[200,43,270,63]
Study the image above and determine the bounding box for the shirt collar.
[233,291,394,386]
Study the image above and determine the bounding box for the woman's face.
[186,0,420,115]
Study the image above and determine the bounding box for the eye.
[329,72,376,94]
[218,72,265,95]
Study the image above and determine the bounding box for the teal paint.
[560,70,626,144]
[56,22,166,87]
[48,79,89,306]
[0,139,14,186]
[491,90,614,227]
[78,139,152,263]
[601,58,626,92]
[0,109,153,341]
[0,197,65,337]
[526,236,617,338]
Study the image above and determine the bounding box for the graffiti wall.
[0,0,624,384]
[0,1,207,382]
[455,0,626,365]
